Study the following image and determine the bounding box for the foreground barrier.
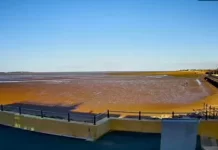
[0,105,98,124]
[161,119,199,150]
[110,118,162,133]
[1,103,218,125]
[1,109,218,142]
[0,111,96,140]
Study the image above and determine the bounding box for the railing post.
[139,111,141,120]
[205,104,208,120]
[68,113,70,122]
[19,107,21,115]
[0,105,3,111]
[209,106,212,119]
[172,111,175,118]
[107,110,110,118]
[213,107,215,119]
[93,115,96,125]
[41,110,43,118]
[205,108,208,120]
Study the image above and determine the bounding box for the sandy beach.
[0,71,217,115]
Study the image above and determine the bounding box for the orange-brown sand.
[0,74,217,116]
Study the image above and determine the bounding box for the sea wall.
[110,118,162,133]
[93,118,111,140]
[198,120,218,139]
[0,111,96,140]
[1,111,218,141]
[0,111,162,140]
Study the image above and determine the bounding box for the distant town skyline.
[0,0,218,72]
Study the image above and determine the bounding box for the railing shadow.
[2,102,96,123]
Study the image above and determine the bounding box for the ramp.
[160,119,199,150]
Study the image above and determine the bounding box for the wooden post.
[93,115,96,125]
[107,110,110,118]
[41,110,43,118]
[205,104,208,120]
[209,106,212,119]
[19,107,21,115]
[139,111,141,120]
[68,113,70,122]
[213,107,215,119]
[172,111,175,118]
[205,106,208,120]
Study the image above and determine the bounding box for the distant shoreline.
[0,70,210,74]
[0,70,206,76]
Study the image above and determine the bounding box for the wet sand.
[0,74,215,114]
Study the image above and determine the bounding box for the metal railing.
[1,103,218,125]
[106,105,218,120]
[0,105,97,125]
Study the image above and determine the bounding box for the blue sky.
[0,0,218,72]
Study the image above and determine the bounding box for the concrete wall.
[0,111,95,140]
[0,111,15,126]
[198,120,218,139]
[93,118,111,140]
[1,111,218,141]
[110,118,162,133]
[0,112,162,140]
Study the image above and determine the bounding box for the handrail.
[1,104,218,125]
[0,104,95,124]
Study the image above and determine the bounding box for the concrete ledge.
[110,118,162,133]
[0,111,96,140]
[199,120,218,139]
[201,136,218,150]
[1,111,218,141]
[202,146,218,150]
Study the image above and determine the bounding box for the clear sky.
[0,0,218,72]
